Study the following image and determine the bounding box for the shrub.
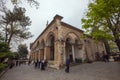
[0,63,8,73]
[75,58,82,63]
[83,59,93,63]
[83,59,88,63]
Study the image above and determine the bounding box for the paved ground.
[0,62,120,80]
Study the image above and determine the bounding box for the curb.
[0,67,9,78]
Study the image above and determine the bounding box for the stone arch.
[64,32,82,62]
[46,32,55,60]
[65,37,73,62]
[39,39,45,60]
[64,32,81,44]
[36,41,40,47]
[40,39,45,49]
[46,32,55,45]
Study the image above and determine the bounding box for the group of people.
[95,51,109,62]
[34,59,48,70]
[33,58,71,73]
[9,60,23,69]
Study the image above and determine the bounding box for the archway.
[49,35,55,60]
[46,33,55,60]
[65,32,82,63]
[65,38,73,62]
[74,39,82,60]
[40,40,45,60]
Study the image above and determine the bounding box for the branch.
[106,18,113,31]
[115,12,120,27]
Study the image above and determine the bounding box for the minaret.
[46,20,49,27]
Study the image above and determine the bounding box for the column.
[45,46,50,60]
[44,48,46,60]
[40,49,44,60]
[44,46,49,60]
[38,50,40,60]
[72,45,75,62]
[63,42,66,64]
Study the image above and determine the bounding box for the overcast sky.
[7,0,90,51]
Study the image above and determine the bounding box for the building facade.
[30,15,106,69]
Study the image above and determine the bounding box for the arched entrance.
[65,32,82,63]
[49,35,55,60]
[40,40,45,60]
[74,39,80,59]
[46,33,55,61]
[65,38,73,62]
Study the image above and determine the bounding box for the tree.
[0,0,39,10]
[17,44,28,58]
[82,0,120,52]
[1,6,33,46]
[0,36,15,62]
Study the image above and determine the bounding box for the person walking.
[38,59,41,69]
[34,60,37,68]
[65,58,70,73]
[44,59,48,69]
[41,59,45,70]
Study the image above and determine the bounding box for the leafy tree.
[0,38,15,62]
[82,0,120,52]
[17,44,28,58]
[0,0,39,10]
[12,52,20,59]
[1,6,33,46]
[0,42,9,52]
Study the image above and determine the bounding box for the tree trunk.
[103,40,111,54]
[112,30,120,52]
[5,24,8,43]
[8,33,13,46]
[115,38,120,52]
[8,23,13,46]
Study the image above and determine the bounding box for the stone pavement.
[0,62,120,80]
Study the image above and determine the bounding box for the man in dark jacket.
[65,58,70,73]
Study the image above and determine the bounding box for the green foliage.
[0,0,39,9]
[1,6,33,45]
[0,63,8,73]
[109,41,119,52]
[3,6,31,26]
[11,0,39,9]
[82,0,120,50]
[83,59,88,63]
[17,44,28,58]
[91,29,113,41]
[0,42,9,52]
[0,52,16,59]
[0,39,16,61]
[12,52,20,59]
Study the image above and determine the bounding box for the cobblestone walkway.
[0,62,120,80]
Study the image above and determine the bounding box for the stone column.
[59,41,65,67]
[32,53,34,60]
[45,46,50,60]
[35,52,37,60]
[72,44,75,62]
[63,42,66,64]
[38,50,40,60]
[40,49,44,60]
[34,52,36,60]
[44,48,46,60]
[36,51,39,60]
[44,46,50,60]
